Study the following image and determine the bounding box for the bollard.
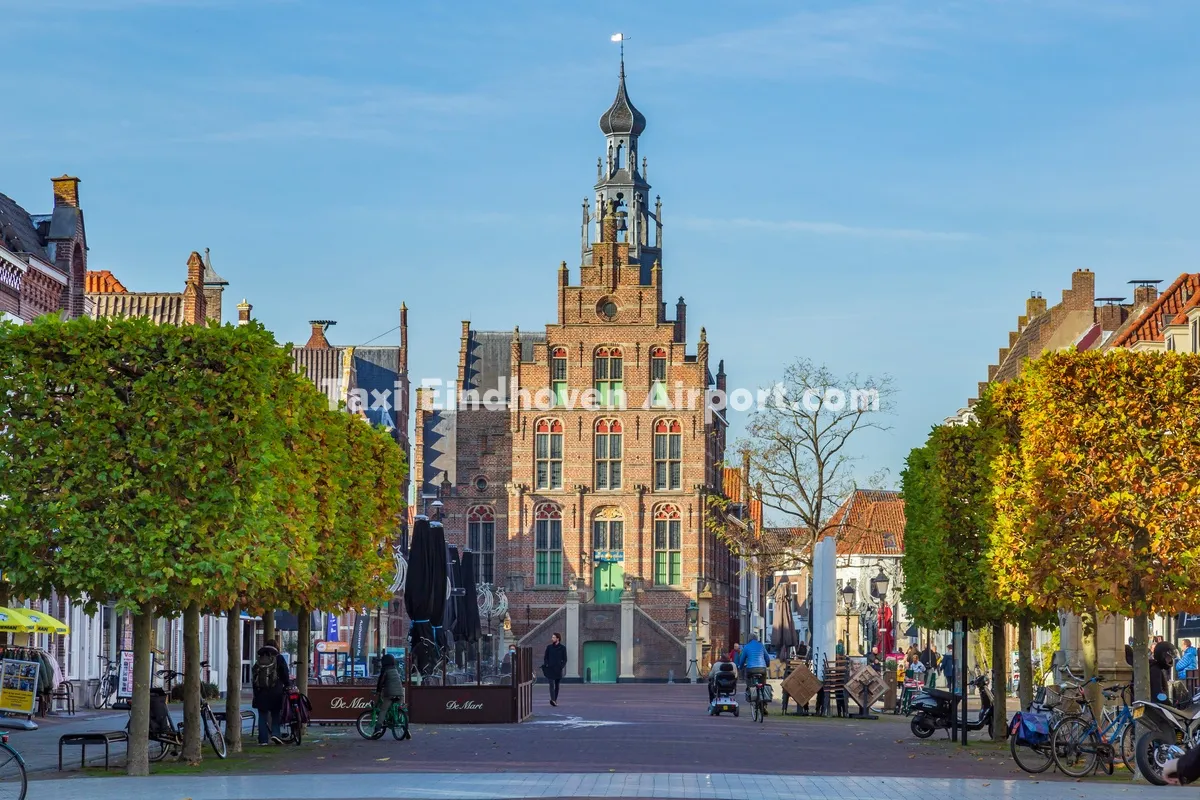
[586,667,592,683]
[667,669,675,685]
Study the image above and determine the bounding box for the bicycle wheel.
[289,718,303,746]
[1118,722,1136,771]
[202,705,227,759]
[1010,736,1053,774]
[148,737,176,763]
[0,744,26,800]
[356,708,385,740]
[1052,715,1100,777]
[390,706,410,741]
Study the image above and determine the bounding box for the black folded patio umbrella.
[428,521,450,657]
[445,545,462,648]
[405,517,447,675]
[770,581,799,657]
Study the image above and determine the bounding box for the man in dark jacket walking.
[252,639,289,745]
[542,633,568,707]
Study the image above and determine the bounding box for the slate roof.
[88,292,185,325]
[598,64,646,137]
[1110,273,1200,348]
[291,344,404,433]
[465,330,545,394]
[0,192,47,259]
[993,312,1052,383]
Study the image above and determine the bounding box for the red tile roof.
[722,466,763,528]
[85,270,127,293]
[822,490,906,556]
[1110,273,1200,347]
[1171,289,1200,325]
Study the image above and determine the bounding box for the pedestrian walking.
[252,638,288,746]
[941,643,956,692]
[542,632,567,707]
[1177,640,1197,682]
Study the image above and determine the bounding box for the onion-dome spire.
[598,59,646,137]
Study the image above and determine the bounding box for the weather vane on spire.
[611,32,627,68]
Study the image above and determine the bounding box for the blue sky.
[2,0,1199,491]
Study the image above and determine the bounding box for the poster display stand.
[0,659,40,731]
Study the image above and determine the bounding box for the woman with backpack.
[252,638,289,745]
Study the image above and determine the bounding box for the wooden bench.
[213,709,256,736]
[58,730,127,771]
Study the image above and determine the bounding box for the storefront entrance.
[582,640,617,683]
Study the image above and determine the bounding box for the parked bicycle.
[356,696,410,741]
[136,661,227,761]
[92,655,118,709]
[278,686,311,746]
[1050,676,1136,776]
[1009,681,1074,774]
[0,734,26,800]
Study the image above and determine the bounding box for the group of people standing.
[1125,635,1198,702]
[904,642,957,690]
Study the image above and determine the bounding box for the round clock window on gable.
[600,300,618,320]
[474,476,488,493]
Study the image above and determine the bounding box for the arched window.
[653,505,682,586]
[592,506,624,552]
[653,420,682,490]
[594,419,623,490]
[594,347,624,408]
[467,506,495,584]
[649,347,669,408]
[535,419,564,490]
[550,347,568,407]
[535,503,563,586]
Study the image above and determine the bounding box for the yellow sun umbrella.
[16,608,69,635]
[0,608,36,634]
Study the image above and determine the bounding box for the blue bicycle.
[1050,678,1136,776]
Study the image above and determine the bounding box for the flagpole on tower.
[611,32,627,69]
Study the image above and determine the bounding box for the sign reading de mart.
[307,685,376,723]
[408,685,516,724]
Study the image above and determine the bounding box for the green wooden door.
[593,562,624,604]
[583,640,618,683]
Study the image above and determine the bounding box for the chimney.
[51,175,80,208]
[237,299,253,326]
[1095,298,1125,332]
[182,251,207,325]
[1067,269,1095,312]
[675,296,687,343]
[306,320,336,349]
[1026,292,1046,320]
[716,358,726,393]
[1131,281,1161,306]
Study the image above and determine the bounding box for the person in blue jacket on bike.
[735,632,771,692]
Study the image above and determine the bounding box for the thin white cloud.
[678,216,973,242]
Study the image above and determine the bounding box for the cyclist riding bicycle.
[735,632,771,697]
[376,654,404,709]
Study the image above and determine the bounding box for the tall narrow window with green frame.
[649,347,669,407]
[653,504,682,586]
[534,503,563,586]
[535,419,563,490]
[653,419,682,490]
[594,418,622,490]
[593,347,624,408]
[550,346,568,406]
[467,505,495,584]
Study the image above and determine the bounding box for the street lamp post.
[841,583,856,656]
[686,600,699,684]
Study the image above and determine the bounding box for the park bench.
[213,709,256,736]
[58,730,127,771]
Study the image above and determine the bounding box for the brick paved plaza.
[16,684,1178,798]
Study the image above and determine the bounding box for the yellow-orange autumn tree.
[991,350,1200,705]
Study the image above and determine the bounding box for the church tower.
[583,55,662,284]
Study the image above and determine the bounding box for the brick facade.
[0,175,87,323]
[413,64,739,679]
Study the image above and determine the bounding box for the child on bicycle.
[376,653,404,710]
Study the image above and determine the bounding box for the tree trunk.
[181,603,202,765]
[1081,608,1103,722]
[225,604,242,754]
[1018,615,1034,711]
[262,610,275,650]
[1132,613,1150,704]
[297,607,311,695]
[127,607,153,776]
[991,620,1007,740]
